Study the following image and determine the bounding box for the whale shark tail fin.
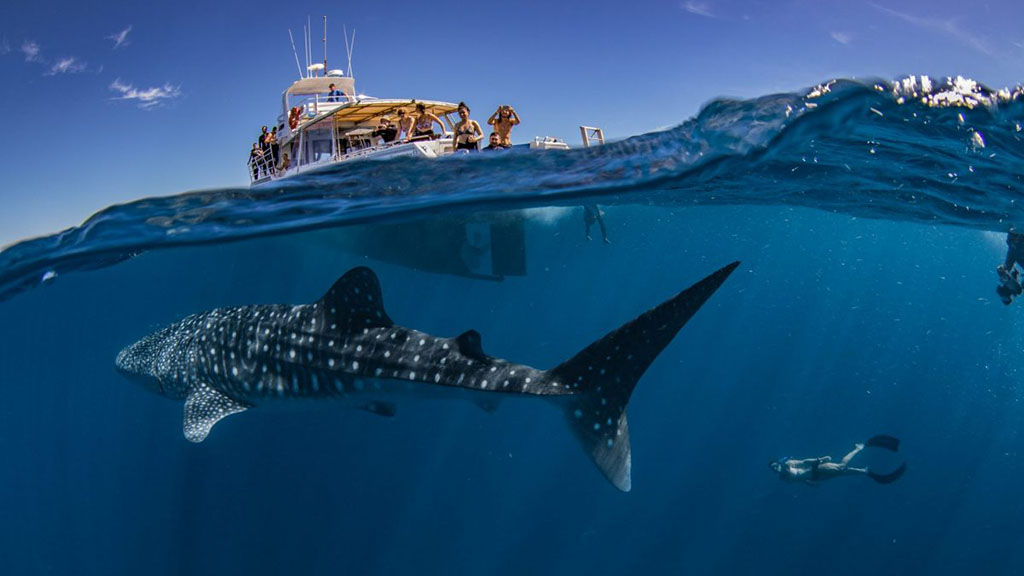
[550,262,740,492]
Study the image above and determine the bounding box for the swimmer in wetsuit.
[770,435,906,485]
[997,230,1024,305]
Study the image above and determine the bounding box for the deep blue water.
[3,77,1024,575]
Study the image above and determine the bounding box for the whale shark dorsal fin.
[183,382,249,443]
[319,267,394,333]
[454,330,488,361]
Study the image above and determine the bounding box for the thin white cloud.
[1,37,10,55]
[106,25,132,49]
[109,78,182,109]
[45,56,86,76]
[21,40,41,62]
[682,1,716,18]
[831,31,851,45]
[870,3,993,56]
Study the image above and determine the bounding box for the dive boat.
[247,69,463,184]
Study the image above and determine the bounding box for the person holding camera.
[488,105,521,146]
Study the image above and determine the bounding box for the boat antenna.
[307,16,313,76]
[288,29,303,80]
[344,25,355,77]
[322,15,328,75]
[301,23,308,78]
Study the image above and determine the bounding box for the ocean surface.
[2,76,1024,575]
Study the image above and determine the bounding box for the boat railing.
[291,94,349,123]
[247,149,282,183]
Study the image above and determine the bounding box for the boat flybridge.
[247,70,467,184]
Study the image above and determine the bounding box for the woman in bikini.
[452,102,484,152]
[410,103,446,141]
[487,105,521,146]
[396,108,414,141]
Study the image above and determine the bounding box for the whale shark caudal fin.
[550,262,740,492]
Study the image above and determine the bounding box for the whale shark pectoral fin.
[318,267,395,332]
[454,330,488,362]
[359,401,397,417]
[183,382,249,443]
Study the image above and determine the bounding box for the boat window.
[300,117,334,166]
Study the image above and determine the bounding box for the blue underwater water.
[3,77,1024,575]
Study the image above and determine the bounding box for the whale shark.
[116,262,738,491]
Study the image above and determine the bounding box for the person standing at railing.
[452,102,484,152]
[327,83,344,103]
[409,103,445,141]
[267,127,280,169]
[249,143,262,180]
[396,109,414,141]
[488,105,521,146]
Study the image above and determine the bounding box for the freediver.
[770,435,906,485]
[583,205,610,244]
[996,229,1024,305]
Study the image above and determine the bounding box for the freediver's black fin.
[865,434,900,452]
[551,261,740,492]
[868,463,906,484]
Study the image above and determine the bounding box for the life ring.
[288,107,301,130]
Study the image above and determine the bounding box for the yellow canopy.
[328,99,459,126]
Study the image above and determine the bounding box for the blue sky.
[2,0,1023,247]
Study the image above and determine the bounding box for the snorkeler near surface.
[769,435,906,485]
[583,205,610,244]
[996,229,1024,305]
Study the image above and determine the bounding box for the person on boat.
[996,229,1024,305]
[327,83,344,103]
[488,105,521,146]
[409,103,446,141]
[371,118,399,144]
[584,205,610,244]
[267,127,280,169]
[277,152,291,173]
[452,102,484,152]
[257,125,269,151]
[249,143,262,180]
[482,132,510,151]
[770,435,907,485]
[396,108,414,141]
